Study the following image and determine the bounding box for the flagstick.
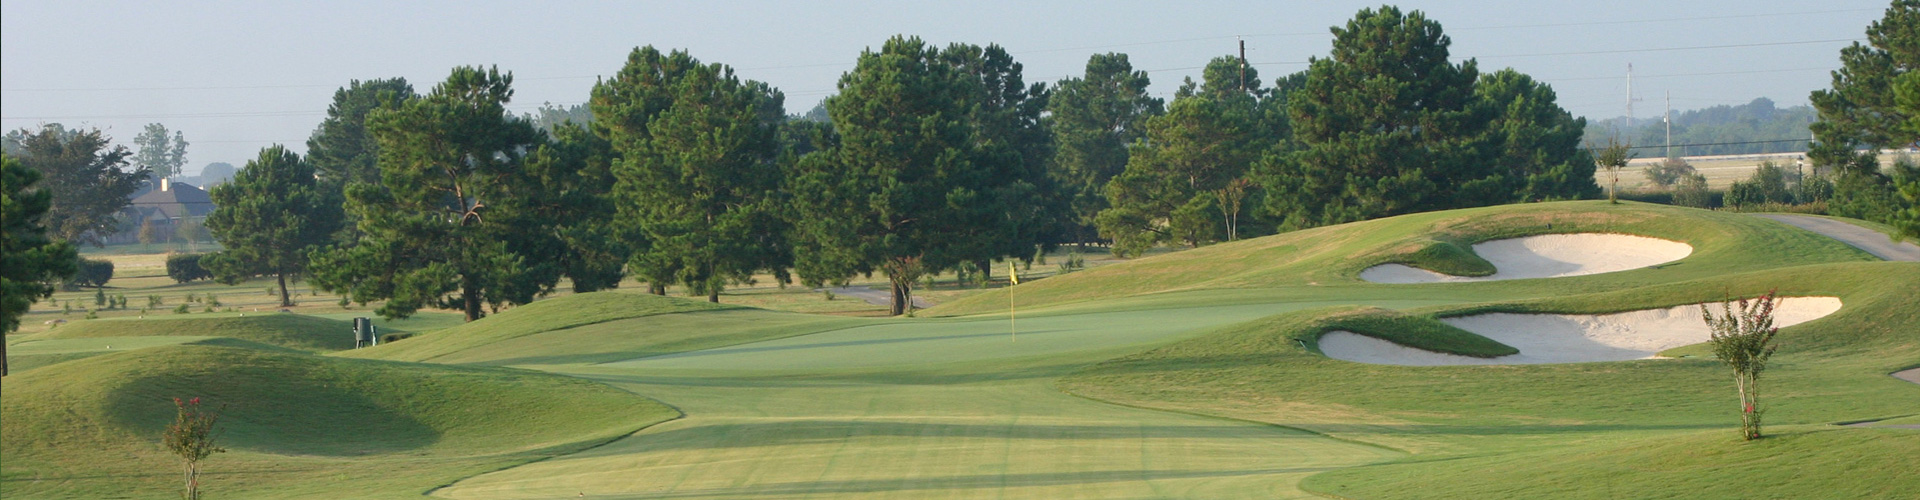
[1009,280,1017,342]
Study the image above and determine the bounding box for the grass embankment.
[928,201,1872,317]
[0,345,673,499]
[1061,260,1920,498]
[29,313,357,352]
[337,290,867,365]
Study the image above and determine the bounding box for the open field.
[5,201,1916,498]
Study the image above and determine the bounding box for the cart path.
[1753,214,1920,262]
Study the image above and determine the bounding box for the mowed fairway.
[432,302,1429,499]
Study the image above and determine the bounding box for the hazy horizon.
[1,1,1890,174]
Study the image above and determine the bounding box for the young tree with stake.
[1702,291,1782,441]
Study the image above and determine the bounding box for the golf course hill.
[0,343,673,499]
[336,289,867,366]
[926,201,1876,317]
[30,312,358,352]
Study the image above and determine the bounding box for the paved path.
[822,286,933,309]
[1753,214,1920,262]
[1896,368,1920,385]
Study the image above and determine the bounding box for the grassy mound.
[31,313,356,352]
[1,345,672,498]
[929,201,1871,317]
[3,336,295,374]
[333,290,746,363]
[1306,307,1518,357]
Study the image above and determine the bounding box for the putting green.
[433,299,1442,499]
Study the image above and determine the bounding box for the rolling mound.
[928,201,1872,317]
[333,290,861,365]
[1,345,672,497]
[1358,233,1692,283]
[31,313,357,352]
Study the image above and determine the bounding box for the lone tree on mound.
[1702,291,1781,441]
[162,397,225,500]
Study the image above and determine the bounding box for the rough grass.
[29,313,358,352]
[0,345,673,499]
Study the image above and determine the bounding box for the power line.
[1475,38,1859,59]
[1621,139,1810,150]
[1544,67,1833,82]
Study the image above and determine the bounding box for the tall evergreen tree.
[590,47,703,295]
[202,146,336,306]
[309,67,556,322]
[1811,0,1918,224]
[1097,56,1271,256]
[5,124,147,246]
[1048,53,1163,247]
[790,36,1015,315]
[307,78,417,241]
[2,155,79,376]
[1477,69,1599,201]
[606,49,792,302]
[131,123,190,180]
[940,42,1059,276]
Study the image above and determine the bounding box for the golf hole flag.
[1008,262,1019,341]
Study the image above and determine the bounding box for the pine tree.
[1048,53,1164,248]
[202,146,337,307]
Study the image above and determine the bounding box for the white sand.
[1318,297,1843,366]
[1360,234,1693,283]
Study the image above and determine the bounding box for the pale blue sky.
[1,1,1890,173]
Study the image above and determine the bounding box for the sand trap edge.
[1360,233,1694,284]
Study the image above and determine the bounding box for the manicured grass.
[333,290,734,363]
[7,201,1914,498]
[3,336,290,373]
[1058,262,1920,496]
[29,313,359,352]
[0,345,673,499]
[929,201,1872,317]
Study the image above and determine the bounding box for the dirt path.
[1753,214,1920,262]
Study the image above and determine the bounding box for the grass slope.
[0,345,673,499]
[929,201,1872,317]
[1060,262,1920,498]
[30,313,358,352]
[3,336,294,373]
[334,290,735,363]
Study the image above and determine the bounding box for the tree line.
[5,5,1610,321]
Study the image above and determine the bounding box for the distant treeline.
[1584,98,1817,157]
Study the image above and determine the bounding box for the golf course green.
[4,201,1916,498]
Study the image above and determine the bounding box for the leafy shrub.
[1672,173,1715,208]
[1644,158,1697,188]
[167,253,213,283]
[69,258,114,289]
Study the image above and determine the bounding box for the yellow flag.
[1008,261,1019,285]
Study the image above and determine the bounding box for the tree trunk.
[276,272,293,307]
[462,279,483,322]
[976,259,992,284]
[707,290,719,303]
[650,282,667,295]
[3,339,10,377]
[888,279,907,316]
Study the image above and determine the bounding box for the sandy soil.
[1319,297,1842,366]
[1360,234,1692,284]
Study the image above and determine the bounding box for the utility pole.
[1625,63,1643,133]
[1665,91,1673,159]
[1238,36,1248,93]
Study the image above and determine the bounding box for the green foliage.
[2,155,79,378]
[310,66,561,322]
[788,37,1053,315]
[1672,172,1715,208]
[1099,57,1273,256]
[1703,292,1782,440]
[165,253,212,283]
[70,257,114,289]
[600,47,791,302]
[130,123,189,181]
[306,78,416,213]
[4,124,148,245]
[1644,157,1696,188]
[161,397,224,500]
[1260,7,1591,230]
[173,303,190,314]
[1047,53,1164,246]
[1591,137,1635,203]
[203,146,336,306]
[1809,0,1918,174]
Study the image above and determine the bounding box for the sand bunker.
[1360,234,1693,283]
[1319,297,1842,366]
